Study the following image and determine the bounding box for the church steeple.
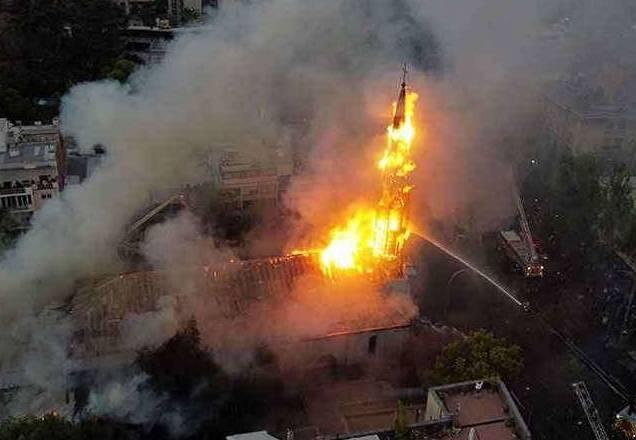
[392,64,408,129]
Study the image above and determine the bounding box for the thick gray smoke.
[0,0,633,429]
[410,0,636,232]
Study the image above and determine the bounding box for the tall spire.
[392,64,408,129]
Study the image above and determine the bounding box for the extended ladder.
[572,381,609,440]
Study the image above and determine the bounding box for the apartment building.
[0,119,63,226]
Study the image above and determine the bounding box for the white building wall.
[276,327,410,373]
[424,389,447,421]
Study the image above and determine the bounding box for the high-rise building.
[213,148,293,211]
[0,119,63,226]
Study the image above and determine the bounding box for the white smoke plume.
[119,296,180,351]
[86,372,188,436]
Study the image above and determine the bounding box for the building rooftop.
[226,431,281,440]
[427,378,531,440]
[307,297,412,339]
[71,259,414,361]
[0,118,60,170]
[0,143,58,170]
[442,423,514,440]
[443,388,507,426]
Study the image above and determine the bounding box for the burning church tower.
[372,66,417,274]
[316,67,419,279]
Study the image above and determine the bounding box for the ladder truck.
[499,184,544,277]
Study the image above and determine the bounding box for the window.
[368,335,377,355]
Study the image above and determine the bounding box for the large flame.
[317,89,419,278]
[378,93,418,175]
[319,210,376,277]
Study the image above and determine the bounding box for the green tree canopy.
[136,319,292,438]
[0,414,134,440]
[430,330,523,384]
[0,208,18,252]
[181,7,201,25]
[600,165,635,248]
[393,400,409,440]
[0,0,128,121]
[549,153,603,247]
[136,318,228,399]
[102,58,137,83]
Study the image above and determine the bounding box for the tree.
[600,165,634,248]
[102,58,137,82]
[130,0,167,27]
[0,86,37,122]
[0,208,17,252]
[136,318,228,399]
[624,222,636,254]
[394,400,409,440]
[181,7,201,25]
[0,0,128,121]
[0,414,134,440]
[152,0,168,15]
[136,319,294,439]
[0,414,73,440]
[540,152,603,255]
[429,330,523,384]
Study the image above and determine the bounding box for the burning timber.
[298,67,419,281]
[68,253,413,353]
[0,74,424,411]
[66,71,421,366]
[70,254,317,358]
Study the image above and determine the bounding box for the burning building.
[298,67,419,282]
[70,254,316,359]
[68,262,414,378]
[72,71,422,369]
[0,73,426,419]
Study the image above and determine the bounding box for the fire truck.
[499,184,544,277]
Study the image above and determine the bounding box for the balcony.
[0,187,31,196]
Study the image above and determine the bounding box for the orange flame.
[378,92,418,175]
[316,89,419,278]
[319,210,375,277]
